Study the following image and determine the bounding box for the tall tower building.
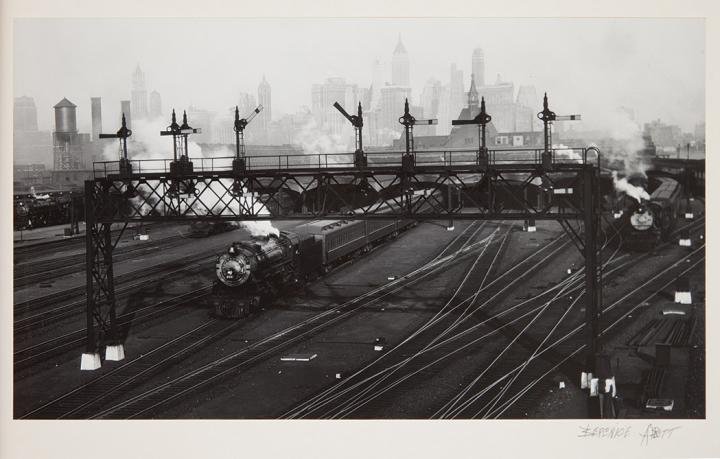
[311,77,359,137]
[131,65,149,120]
[91,97,102,141]
[120,100,132,130]
[468,74,479,109]
[258,75,272,135]
[515,85,539,131]
[420,78,442,136]
[14,96,52,167]
[370,59,384,111]
[149,90,162,118]
[14,96,38,132]
[237,92,257,118]
[391,35,410,87]
[379,86,411,143]
[449,63,465,118]
[472,48,485,87]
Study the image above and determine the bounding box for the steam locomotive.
[211,212,415,318]
[616,176,683,249]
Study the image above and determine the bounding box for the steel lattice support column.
[581,163,607,418]
[81,181,123,370]
[583,164,600,358]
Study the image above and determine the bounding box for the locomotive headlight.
[216,252,252,287]
[630,209,654,231]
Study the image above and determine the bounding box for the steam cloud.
[612,171,649,203]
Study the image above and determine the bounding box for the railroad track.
[25,223,506,419]
[281,227,579,419]
[13,223,162,263]
[13,233,191,288]
[20,315,241,419]
[281,218,704,419]
[13,253,210,334]
[14,287,212,373]
[433,236,706,419]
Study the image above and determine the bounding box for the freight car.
[13,191,83,230]
[211,205,416,318]
[617,176,683,249]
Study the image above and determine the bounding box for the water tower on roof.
[54,97,77,133]
[53,97,90,170]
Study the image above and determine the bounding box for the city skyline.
[14,18,704,135]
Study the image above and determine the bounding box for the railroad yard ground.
[13,201,706,420]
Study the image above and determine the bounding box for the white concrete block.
[80,352,101,370]
[105,344,125,361]
[674,291,692,304]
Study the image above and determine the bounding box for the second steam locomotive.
[615,175,684,249]
[212,213,415,318]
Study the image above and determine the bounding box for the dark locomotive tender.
[617,175,684,249]
[211,209,416,318]
[187,220,238,238]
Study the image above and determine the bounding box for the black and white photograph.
[2,1,718,458]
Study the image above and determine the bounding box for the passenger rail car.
[211,203,417,318]
[618,176,683,249]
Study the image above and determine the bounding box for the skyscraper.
[449,63,465,119]
[311,77,359,137]
[472,48,485,87]
[369,59,384,111]
[391,35,410,87]
[14,96,38,132]
[478,74,515,132]
[13,96,52,167]
[149,90,162,119]
[131,65,148,120]
[258,75,272,136]
[120,100,132,130]
[380,85,411,143]
[516,85,539,132]
[420,78,442,136]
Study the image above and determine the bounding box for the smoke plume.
[612,171,650,203]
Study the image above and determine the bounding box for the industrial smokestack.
[120,100,132,130]
[91,97,102,141]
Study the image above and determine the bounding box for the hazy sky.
[14,18,705,134]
